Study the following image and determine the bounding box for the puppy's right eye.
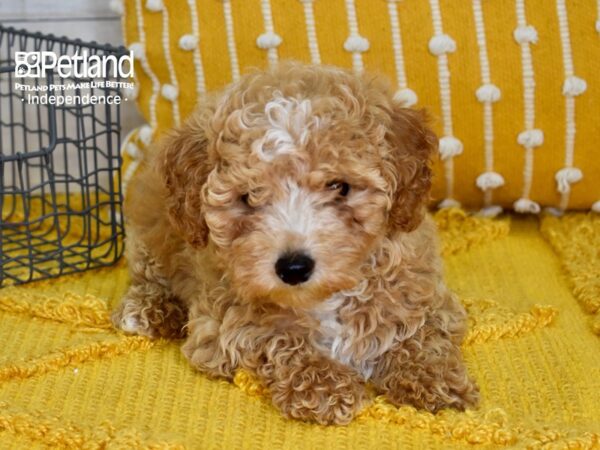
[327,181,350,197]
[240,193,250,206]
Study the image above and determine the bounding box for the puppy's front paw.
[181,316,235,379]
[111,286,187,339]
[269,362,367,425]
[382,369,479,413]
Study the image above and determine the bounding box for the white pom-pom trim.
[513,25,538,44]
[596,20,600,33]
[476,84,501,103]
[161,84,178,101]
[145,0,163,11]
[438,198,461,209]
[478,205,503,218]
[476,171,505,190]
[138,125,154,146]
[514,198,541,214]
[109,0,124,14]
[126,142,140,159]
[562,76,587,97]
[438,136,463,160]
[344,36,370,53]
[517,129,544,148]
[123,83,139,101]
[428,34,456,56]
[257,31,282,49]
[129,42,145,61]
[592,200,600,213]
[394,88,418,107]
[178,34,198,51]
[555,167,583,193]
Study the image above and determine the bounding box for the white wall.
[1,1,126,45]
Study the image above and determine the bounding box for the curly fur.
[112,62,479,425]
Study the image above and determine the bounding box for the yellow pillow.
[117,0,600,213]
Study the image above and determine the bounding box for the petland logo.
[15,50,134,78]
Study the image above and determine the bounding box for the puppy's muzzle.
[275,252,315,285]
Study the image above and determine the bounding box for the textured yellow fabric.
[540,213,600,335]
[120,0,600,211]
[1,213,599,448]
[434,207,511,256]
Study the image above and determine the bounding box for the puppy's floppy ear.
[156,111,214,248]
[386,105,437,233]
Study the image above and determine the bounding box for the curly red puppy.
[112,62,479,425]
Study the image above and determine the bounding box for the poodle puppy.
[112,62,479,425]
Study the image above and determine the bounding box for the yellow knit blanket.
[0,210,598,449]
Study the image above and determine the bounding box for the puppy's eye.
[327,181,350,197]
[240,193,250,206]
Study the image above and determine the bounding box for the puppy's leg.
[111,241,187,339]
[372,295,479,412]
[183,316,366,425]
[259,336,367,425]
[182,310,234,379]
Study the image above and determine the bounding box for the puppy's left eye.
[240,193,250,206]
[327,181,350,197]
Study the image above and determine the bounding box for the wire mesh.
[0,25,125,287]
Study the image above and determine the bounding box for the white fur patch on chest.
[308,282,391,380]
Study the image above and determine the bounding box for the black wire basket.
[0,26,126,287]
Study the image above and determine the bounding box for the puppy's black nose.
[275,252,315,286]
